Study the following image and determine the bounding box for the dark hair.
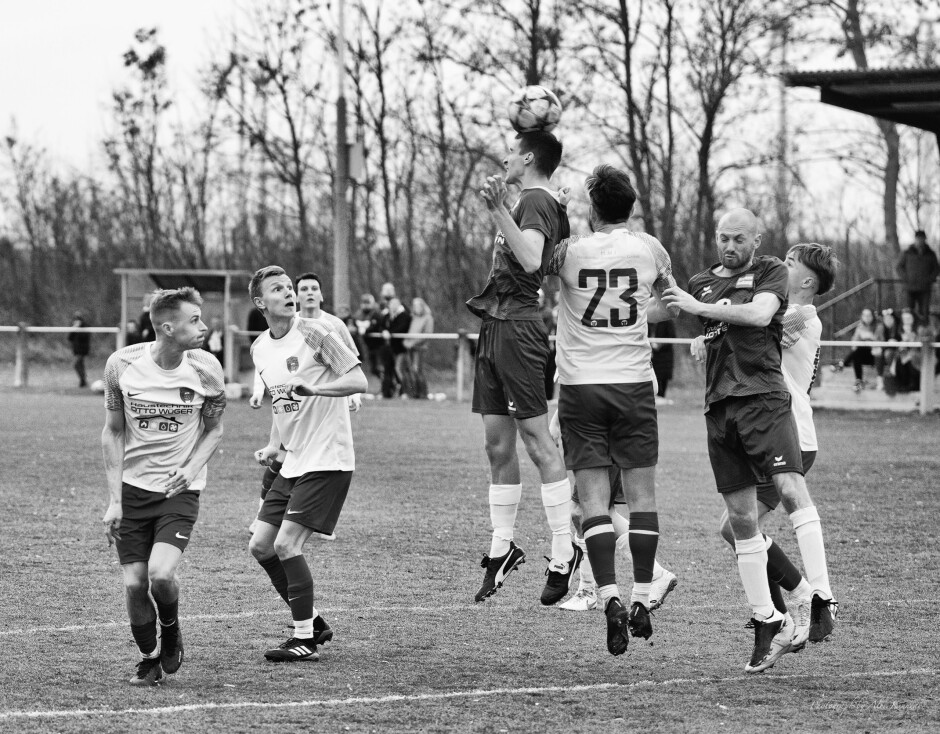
[585,164,637,224]
[787,243,837,296]
[149,287,203,325]
[294,271,321,290]
[248,265,288,303]
[517,130,563,178]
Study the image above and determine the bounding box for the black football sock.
[281,555,315,634]
[628,512,659,584]
[131,621,159,658]
[765,536,803,593]
[258,554,290,604]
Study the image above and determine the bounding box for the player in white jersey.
[247,271,361,535]
[101,287,226,686]
[546,164,677,656]
[706,242,838,669]
[246,266,368,663]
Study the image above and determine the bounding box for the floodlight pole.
[333,0,351,317]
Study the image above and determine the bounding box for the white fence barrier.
[3,325,938,415]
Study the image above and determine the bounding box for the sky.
[0,0,238,168]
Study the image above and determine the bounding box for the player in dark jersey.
[469,131,582,606]
[662,208,837,673]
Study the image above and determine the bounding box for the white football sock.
[735,534,777,620]
[631,582,652,607]
[294,618,314,639]
[541,479,573,562]
[790,506,833,599]
[791,579,813,601]
[598,583,621,609]
[579,549,596,589]
[489,483,522,557]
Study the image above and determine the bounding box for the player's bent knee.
[248,535,274,561]
[273,539,303,560]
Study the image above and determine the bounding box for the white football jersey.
[548,228,675,385]
[251,316,360,476]
[780,304,821,451]
[104,344,226,493]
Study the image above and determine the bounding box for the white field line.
[0,668,936,721]
[3,598,937,637]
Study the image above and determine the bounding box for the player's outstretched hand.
[479,175,508,211]
[557,186,572,207]
[249,392,264,409]
[255,445,280,467]
[662,285,700,316]
[690,335,707,363]
[164,468,195,498]
[284,379,316,399]
[348,393,362,412]
[103,502,122,546]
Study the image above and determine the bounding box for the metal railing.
[4,325,938,415]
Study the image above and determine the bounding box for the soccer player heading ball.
[507,85,562,134]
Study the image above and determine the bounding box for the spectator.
[138,295,156,342]
[68,311,91,388]
[404,297,435,398]
[896,230,940,322]
[831,307,878,392]
[538,289,557,400]
[873,308,900,391]
[355,293,384,379]
[125,320,142,346]
[381,296,411,398]
[649,319,676,405]
[893,310,923,393]
[204,316,225,364]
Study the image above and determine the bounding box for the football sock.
[541,479,574,562]
[768,579,787,615]
[612,509,667,578]
[598,585,621,609]
[629,512,659,607]
[131,621,159,658]
[764,535,803,592]
[489,483,522,557]
[258,555,290,604]
[735,534,776,621]
[155,598,179,645]
[628,512,659,584]
[579,549,597,589]
[293,618,314,639]
[791,578,813,600]
[790,506,833,599]
[281,555,315,629]
[583,516,616,594]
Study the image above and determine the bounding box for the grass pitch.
[0,387,938,733]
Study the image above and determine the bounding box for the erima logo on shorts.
[507,400,516,413]
[773,455,786,467]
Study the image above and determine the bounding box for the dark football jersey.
[688,255,789,408]
[467,187,570,321]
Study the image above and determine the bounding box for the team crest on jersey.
[286,356,300,373]
[736,274,755,289]
[179,387,195,403]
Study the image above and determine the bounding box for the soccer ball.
[90,379,105,393]
[507,85,562,133]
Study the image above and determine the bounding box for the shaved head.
[717,208,761,236]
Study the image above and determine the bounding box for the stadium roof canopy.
[783,67,940,140]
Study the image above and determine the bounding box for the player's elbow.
[520,258,542,274]
[350,370,369,394]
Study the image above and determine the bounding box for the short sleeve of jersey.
[187,350,227,420]
[515,189,558,239]
[103,352,125,412]
[755,258,789,305]
[299,321,360,376]
[546,238,571,276]
[781,307,811,349]
[634,232,675,292]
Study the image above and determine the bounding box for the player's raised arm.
[479,175,546,273]
[663,286,782,327]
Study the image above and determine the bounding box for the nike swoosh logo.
[128,392,142,397]
[286,509,301,515]
[175,532,189,540]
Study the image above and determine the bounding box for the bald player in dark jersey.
[663,208,837,674]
